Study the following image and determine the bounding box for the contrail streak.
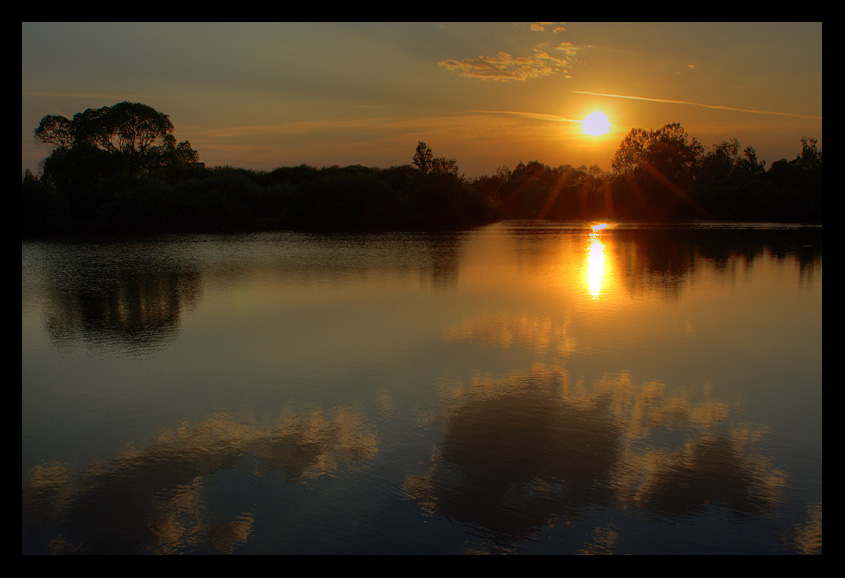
[570,91,821,121]
[470,109,584,123]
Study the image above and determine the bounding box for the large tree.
[34,101,198,172]
[612,122,703,186]
[610,123,705,220]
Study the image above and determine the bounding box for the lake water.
[21,221,822,555]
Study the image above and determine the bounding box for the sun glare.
[585,222,612,298]
[582,111,611,136]
[586,233,606,298]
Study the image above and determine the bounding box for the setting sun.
[582,111,611,136]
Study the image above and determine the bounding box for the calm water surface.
[21,221,822,554]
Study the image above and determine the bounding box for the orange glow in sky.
[21,22,821,178]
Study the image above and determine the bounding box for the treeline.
[21,103,497,235]
[477,124,821,224]
[21,102,821,237]
[21,158,499,236]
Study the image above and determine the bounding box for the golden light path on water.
[586,223,610,299]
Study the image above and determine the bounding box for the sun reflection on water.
[586,223,611,299]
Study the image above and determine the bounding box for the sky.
[22,22,822,178]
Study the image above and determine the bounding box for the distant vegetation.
[22,102,821,237]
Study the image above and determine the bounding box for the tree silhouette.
[413,141,460,177]
[35,101,198,173]
[412,141,433,173]
[22,109,821,237]
[612,123,703,186]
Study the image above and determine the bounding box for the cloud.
[438,43,581,82]
[470,109,583,124]
[192,116,413,140]
[530,22,567,33]
[22,90,189,101]
[570,91,821,121]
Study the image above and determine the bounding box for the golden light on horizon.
[582,111,611,136]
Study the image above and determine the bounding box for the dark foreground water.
[22,221,822,554]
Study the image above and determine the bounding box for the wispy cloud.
[570,91,821,120]
[193,117,412,139]
[22,90,190,101]
[530,22,567,33]
[438,43,581,82]
[470,110,583,123]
